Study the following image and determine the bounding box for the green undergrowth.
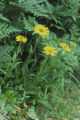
[0,0,80,120]
[37,81,80,120]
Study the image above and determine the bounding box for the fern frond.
[0,23,21,39]
[9,0,50,18]
[23,16,38,31]
[0,14,10,22]
[0,46,13,74]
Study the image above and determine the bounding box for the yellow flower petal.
[71,41,76,47]
[59,42,71,52]
[43,46,57,56]
[16,35,28,43]
[34,24,49,36]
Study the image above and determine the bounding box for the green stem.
[22,36,40,68]
[32,36,40,54]
[35,56,48,85]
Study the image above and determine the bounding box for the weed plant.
[0,0,80,119]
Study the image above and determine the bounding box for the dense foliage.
[0,0,80,119]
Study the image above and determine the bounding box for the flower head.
[59,42,67,47]
[43,45,57,56]
[16,35,28,43]
[71,41,76,47]
[34,24,49,36]
[59,42,71,52]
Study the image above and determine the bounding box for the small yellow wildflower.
[71,41,76,47]
[59,42,67,47]
[63,45,71,52]
[34,24,49,36]
[43,45,57,56]
[16,35,28,43]
[59,42,71,52]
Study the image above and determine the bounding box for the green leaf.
[38,99,53,110]
[0,100,5,108]
[27,106,37,119]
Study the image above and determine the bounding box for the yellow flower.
[71,41,76,47]
[63,45,71,52]
[59,42,67,47]
[16,35,28,43]
[34,24,49,36]
[59,42,71,52]
[43,45,57,56]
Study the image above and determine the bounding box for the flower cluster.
[16,24,77,57]
[34,24,49,36]
[43,46,57,56]
[16,35,28,43]
[71,41,76,47]
[59,42,71,52]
